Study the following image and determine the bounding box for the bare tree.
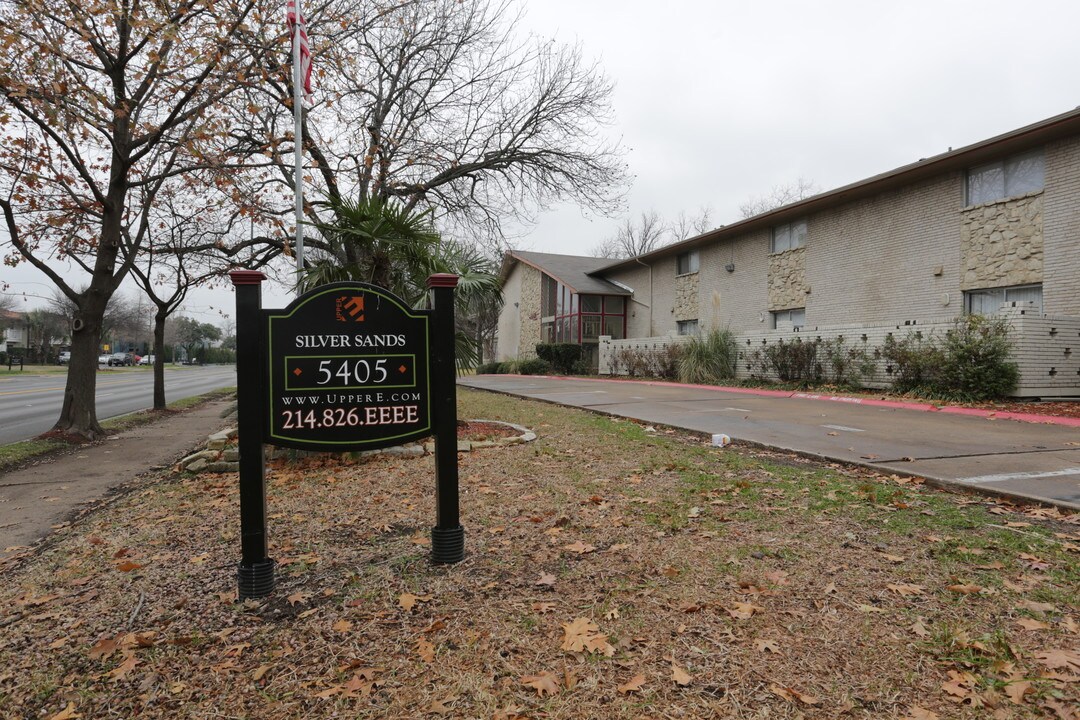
[592,206,713,259]
[670,206,714,242]
[738,177,820,219]
[226,0,627,262]
[0,0,259,439]
[592,211,667,258]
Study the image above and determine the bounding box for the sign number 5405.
[317,358,388,385]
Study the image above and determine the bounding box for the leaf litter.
[0,388,1076,719]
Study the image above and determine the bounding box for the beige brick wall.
[1043,136,1080,316]
[592,134,1080,349]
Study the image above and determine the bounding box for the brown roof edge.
[592,106,1080,275]
[501,250,630,295]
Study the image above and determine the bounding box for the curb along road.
[460,374,1080,512]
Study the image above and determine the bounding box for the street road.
[461,375,1080,510]
[0,366,236,445]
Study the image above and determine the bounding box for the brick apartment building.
[497,107,1080,395]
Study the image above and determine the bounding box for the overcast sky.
[516,0,1080,253]
[6,0,1080,319]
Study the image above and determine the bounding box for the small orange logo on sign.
[336,296,365,322]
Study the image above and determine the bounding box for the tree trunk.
[54,298,106,439]
[153,309,167,410]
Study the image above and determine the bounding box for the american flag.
[286,0,312,97]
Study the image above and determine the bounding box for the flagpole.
[292,0,304,279]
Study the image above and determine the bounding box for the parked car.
[98,353,111,364]
[138,354,155,366]
[107,352,133,367]
[57,351,71,365]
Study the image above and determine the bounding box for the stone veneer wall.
[767,246,807,310]
[516,265,542,358]
[674,273,699,321]
[960,193,1043,290]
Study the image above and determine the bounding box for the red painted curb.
[487,374,1080,427]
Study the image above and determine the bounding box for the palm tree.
[302,196,502,369]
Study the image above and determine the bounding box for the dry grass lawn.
[1,388,1078,719]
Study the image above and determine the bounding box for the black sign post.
[228,271,463,600]
[230,270,275,599]
[428,274,464,564]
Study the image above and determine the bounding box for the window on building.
[966,149,1044,206]
[771,308,806,329]
[676,250,699,275]
[965,284,1043,315]
[676,319,700,336]
[770,219,807,253]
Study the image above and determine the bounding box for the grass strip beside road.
[0,388,1076,719]
[0,387,236,474]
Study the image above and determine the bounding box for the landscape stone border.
[177,419,536,473]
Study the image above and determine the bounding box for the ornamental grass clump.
[677,329,738,384]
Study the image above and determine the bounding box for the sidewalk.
[460,374,1080,510]
[0,399,234,563]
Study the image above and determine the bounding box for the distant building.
[496,108,1080,395]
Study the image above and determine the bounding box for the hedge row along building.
[496,107,1080,396]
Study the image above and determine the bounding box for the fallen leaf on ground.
[887,583,925,597]
[671,662,693,686]
[726,602,764,620]
[900,707,939,720]
[87,636,118,660]
[560,617,615,656]
[520,672,560,697]
[754,638,783,654]
[1004,679,1032,705]
[534,573,556,587]
[48,702,81,720]
[416,638,435,662]
[562,540,596,554]
[947,583,982,595]
[107,655,139,682]
[617,673,646,694]
[1016,618,1051,631]
[1034,648,1080,671]
[769,683,820,705]
[398,593,433,612]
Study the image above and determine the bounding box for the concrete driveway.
[460,375,1080,510]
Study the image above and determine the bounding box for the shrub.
[475,361,503,375]
[937,315,1019,400]
[880,331,943,393]
[611,344,681,379]
[515,357,552,375]
[881,316,1018,400]
[816,336,875,387]
[677,329,737,384]
[761,338,819,382]
[535,343,583,374]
